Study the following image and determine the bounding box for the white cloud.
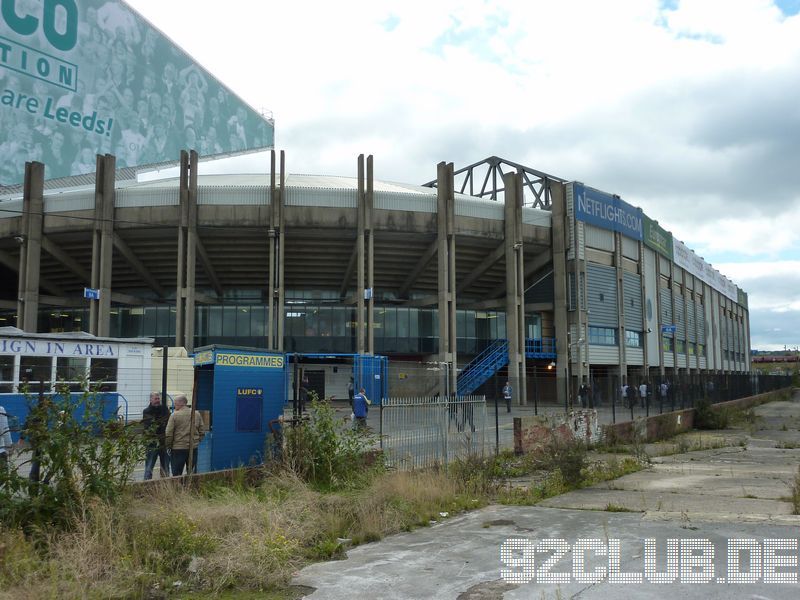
[125,0,800,348]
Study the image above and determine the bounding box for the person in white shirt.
[639,382,648,408]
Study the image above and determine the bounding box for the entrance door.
[304,369,326,401]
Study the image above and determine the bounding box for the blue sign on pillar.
[660,324,677,334]
[84,287,100,300]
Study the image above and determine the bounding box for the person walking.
[578,379,592,409]
[502,381,513,413]
[142,391,170,480]
[165,394,205,476]
[639,381,648,409]
[352,387,369,431]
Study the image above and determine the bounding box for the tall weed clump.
[0,383,147,531]
[283,395,374,488]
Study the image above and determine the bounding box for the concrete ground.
[294,390,800,599]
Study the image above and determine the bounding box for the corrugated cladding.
[622,272,643,331]
[674,295,686,340]
[116,187,179,207]
[584,224,614,251]
[286,187,358,208]
[197,186,268,206]
[0,198,23,219]
[686,299,696,343]
[696,302,705,342]
[621,236,639,260]
[43,191,95,212]
[587,263,618,328]
[659,288,673,337]
[566,184,584,261]
[626,348,644,365]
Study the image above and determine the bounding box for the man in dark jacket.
[142,392,170,479]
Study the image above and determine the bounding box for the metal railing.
[380,395,486,470]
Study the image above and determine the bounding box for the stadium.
[0,1,752,408]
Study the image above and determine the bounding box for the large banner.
[642,214,673,260]
[572,182,643,241]
[0,0,273,185]
[672,237,739,302]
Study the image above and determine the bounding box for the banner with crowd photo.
[0,0,273,185]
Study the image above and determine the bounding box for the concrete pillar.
[671,270,681,377]
[366,156,375,356]
[639,241,649,380]
[267,151,285,351]
[277,151,285,351]
[437,162,457,395]
[89,154,115,337]
[175,150,197,350]
[551,182,569,408]
[16,161,44,332]
[185,150,198,351]
[656,257,666,379]
[504,172,526,405]
[615,232,627,385]
[175,152,187,347]
[268,151,277,350]
[356,155,366,355]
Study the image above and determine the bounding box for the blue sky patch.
[775,0,800,17]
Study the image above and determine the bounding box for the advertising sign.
[572,182,643,241]
[0,0,273,185]
[642,215,673,260]
[672,237,738,302]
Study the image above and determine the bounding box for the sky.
[126,0,800,351]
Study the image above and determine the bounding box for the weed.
[604,503,636,512]
[791,466,800,516]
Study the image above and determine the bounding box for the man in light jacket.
[165,394,205,476]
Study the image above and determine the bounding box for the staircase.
[456,337,557,396]
[457,339,509,396]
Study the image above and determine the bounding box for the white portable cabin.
[0,327,153,421]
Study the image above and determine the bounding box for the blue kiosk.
[193,345,287,471]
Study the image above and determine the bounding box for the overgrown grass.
[0,466,494,599]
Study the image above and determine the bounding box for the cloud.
[125,0,800,348]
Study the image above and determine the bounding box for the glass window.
[497,312,506,339]
[90,358,118,391]
[56,357,87,392]
[625,330,642,348]
[397,308,409,339]
[0,355,13,392]
[305,307,320,337]
[120,307,142,337]
[168,307,177,337]
[676,339,686,354]
[589,326,617,346]
[332,307,346,337]
[409,308,419,338]
[286,309,305,337]
[317,307,332,338]
[223,307,237,337]
[384,308,397,340]
[251,306,266,339]
[19,356,52,390]
[142,307,157,337]
[236,307,251,337]
[662,336,674,352]
[208,306,222,337]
